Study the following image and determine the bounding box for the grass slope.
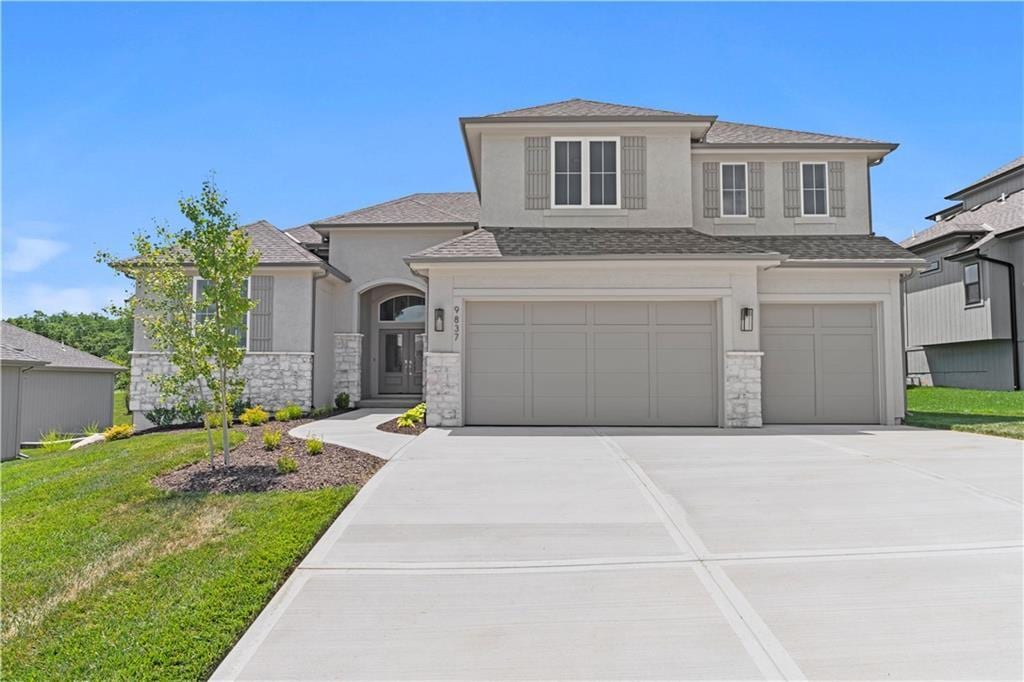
[1,430,357,680]
[113,389,130,426]
[906,386,1024,440]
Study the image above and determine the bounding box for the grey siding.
[960,169,1024,209]
[524,136,550,210]
[904,241,996,347]
[906,340,1014,390]
[20,369,116,440]
[702,162,720,218]
[782,161,801,217]
[2,366,23,460]
[250,275,274,352]
[621,136,646,209]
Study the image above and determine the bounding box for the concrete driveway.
[215,425,1022,680]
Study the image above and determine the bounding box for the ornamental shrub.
[238,405,269,426]
[103,424,134,441]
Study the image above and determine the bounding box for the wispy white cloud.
[2,284,127,318]
[4,237,70,273]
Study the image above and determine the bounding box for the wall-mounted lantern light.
[740,307,754,332]
[434,308,445,332]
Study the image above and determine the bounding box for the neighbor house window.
[379,295,425,322]
[194,277,250,348]
[963,262,981,305]
[801,162,828,216]
[721,163,748,216]
[552,138,619,208]
[920,257,941,275]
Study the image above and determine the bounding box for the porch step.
[356,396,422,409]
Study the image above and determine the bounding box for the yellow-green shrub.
[262,429,282,451]
[103,424,134,441]
[238,406,269,426]
[274,404,304,422]
[306,437,324,456]
[276,455,298,474]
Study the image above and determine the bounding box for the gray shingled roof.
[901,190,1024,249]
[727,235,919,261]
[702,120,894,147]
[283,225,323,244]
[0,323,122,371]
[0,342,45,366]
[409,228,917,263]
[311,193,480,226]
[947,155,1024,199]
[242,220,327,265]
[478,98,707,119]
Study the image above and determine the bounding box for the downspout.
[975,254,1020,390]
[899,271,910,418]
[310,269,328,408]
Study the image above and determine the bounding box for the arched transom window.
[379,294,425,323]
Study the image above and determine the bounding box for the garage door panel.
[762,304,878,424]
[467,301,716,426]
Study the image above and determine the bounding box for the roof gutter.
[406,252,786,265]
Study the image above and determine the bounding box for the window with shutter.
[250,275,274,351]
[621,136,646,209]
[782,161,801,218]
[703,162,720,218]
[828,161,846,217]
[524,137,550,210]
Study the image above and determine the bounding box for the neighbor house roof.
[701,120,895,148]
[407,228,917,264]
[283,225,324,244]
[946,155,1024,200]
[310,193,480,227]
[0,323,121,371]
[0,342,46,367]
[901,190,1024,250]
[471,98,714,121]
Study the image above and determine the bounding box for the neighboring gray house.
[1,343,46,460]
[131,98,922,429]
[1,322,124,444]
[902,156,1023,390]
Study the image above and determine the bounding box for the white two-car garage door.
[761,304,880,424]
[465,301,717,426]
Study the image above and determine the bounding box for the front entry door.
[379,330,423,394]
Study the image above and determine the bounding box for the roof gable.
[702,120,894,147]
[312,192,480,226]
[946,155,1024,200]
[477,98,710,120]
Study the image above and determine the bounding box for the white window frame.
[963,262,983,307]
[378,293,426,323]
[800,161,829,217]
[550,137,621,209]
[720,162,749,217]
[192,275,252,350]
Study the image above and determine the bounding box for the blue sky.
[3,2,1022,317]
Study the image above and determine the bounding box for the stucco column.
[724,351,764,427]
[333,333,363,403]
[424,351,461,427]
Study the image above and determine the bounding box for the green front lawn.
[1,430,358,679]
[113,388,130,426]
[905,386,1024,440]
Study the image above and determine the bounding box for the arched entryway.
[358,283,426,398]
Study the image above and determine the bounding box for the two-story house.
[129,98,921,429]
[902,156,1023,390]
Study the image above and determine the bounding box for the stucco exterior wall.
[690,152,872,236]
[479,127,694,229]
[313,276,340,408]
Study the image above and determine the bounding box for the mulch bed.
[376,416,427,436]
[153,418,385,494]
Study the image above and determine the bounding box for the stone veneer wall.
[424,351,461,427]
[333,333,362,404]
[724,351,764,428]
[129,352,313,413]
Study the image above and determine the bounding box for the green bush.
[306,437,324,456]
[39,430,73,453]
[143,408,178,427]
[231,397,254,418]
[335,393,350,409]
[275,455,298,474]
[176,402,207,424]
[103,424,134,441]
[309,406,331,418]
[396,402,427,428]
[274,404,304,422]
[82,421,101,436]
[262,429,282,451]
[238,406,269,426]
[205,412,224,429]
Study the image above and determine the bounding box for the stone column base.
[424,351,461,427]
[724,351,764,428]
[334,333,363,404]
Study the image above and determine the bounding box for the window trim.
[800,161,829,217]
[720,162,749,218]
[193,275,252,350]
[550,136,621,209]
[962,262,983,307]
[378,293,426,323]
[920,257,942,276]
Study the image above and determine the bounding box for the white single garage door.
[761,304,880,424]
[465,301,717,426]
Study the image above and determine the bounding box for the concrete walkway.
[288,408,412,459]
[215,425,1022,680]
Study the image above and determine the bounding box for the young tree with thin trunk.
[100,179,258,467]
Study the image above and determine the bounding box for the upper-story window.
[379,294,425,322]
[552,138,619,208]
[963,263,982,306]
[194,277,250,349]
[920,257,942,275]
[801,162,828,216]
[721,163,748,216]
